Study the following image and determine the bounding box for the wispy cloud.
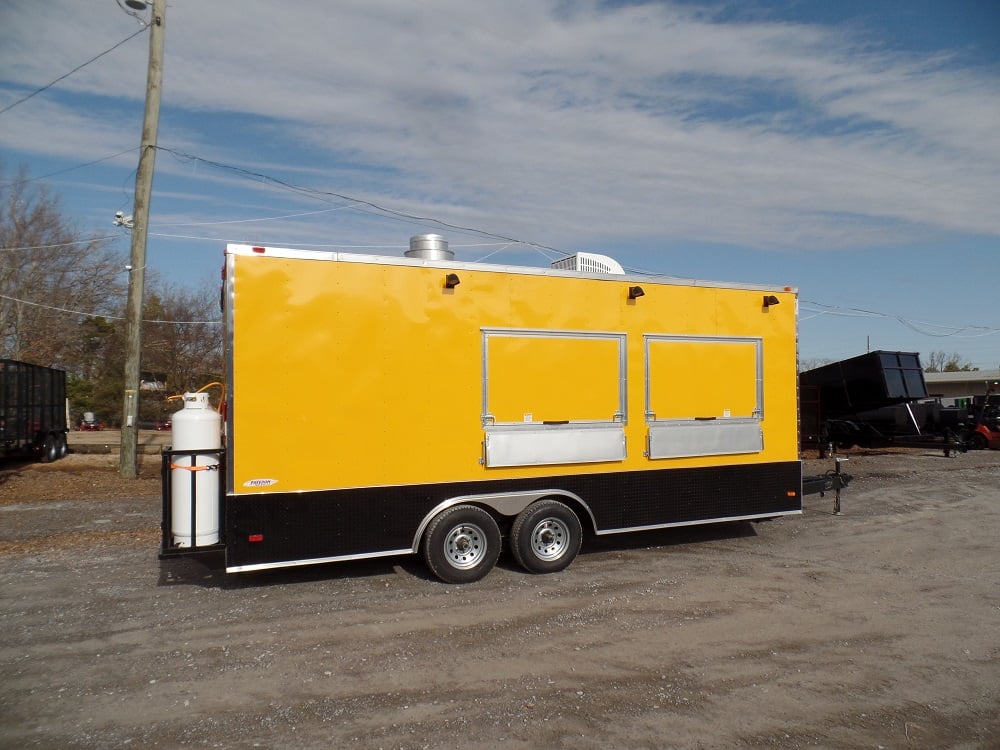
[2,0,998,253]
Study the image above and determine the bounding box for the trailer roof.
[225,244,798,294]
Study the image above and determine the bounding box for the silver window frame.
[644,334,764,459]
[481,327,628,427]
[481,327,628,467]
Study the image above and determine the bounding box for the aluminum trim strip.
[225,244,798,294]
[226,548,411,573]
[595,509,801,536]
[224,252,236,495]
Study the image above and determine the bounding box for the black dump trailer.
[0,359,68,462]
[799,351,966,455]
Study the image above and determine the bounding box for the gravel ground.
[1,448,998,749]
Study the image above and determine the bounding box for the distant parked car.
[78,412,104,431]
[137,420,172,431]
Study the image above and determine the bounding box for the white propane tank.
[170,392,221,547]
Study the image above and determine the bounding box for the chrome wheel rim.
[530,518,569,561]
[444,523,488,569]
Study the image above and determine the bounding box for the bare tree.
[62,280,224,424]
[1,166,225,425]
[799,357,834,372]
[0,163,126,367]
[924,351,976,373]
[138,280,223,419]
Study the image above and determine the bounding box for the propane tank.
[170,392,221,547]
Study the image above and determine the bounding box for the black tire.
[510,499,583,575]
[40,435,58,463]
[967,431,988,451]
[422,505,501,584]
[55,434,68,459]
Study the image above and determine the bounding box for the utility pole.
[120,0,166,478]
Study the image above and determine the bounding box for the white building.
[924,369,1000,404]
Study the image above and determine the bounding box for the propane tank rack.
[159,447,227,557]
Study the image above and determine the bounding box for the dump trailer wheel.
[422,505,501,584]
[39,435,58,463]
[510,499,583,574]
[56,434,68,459]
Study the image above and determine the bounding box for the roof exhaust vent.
[406,234,453,261]
[551,252,625,275]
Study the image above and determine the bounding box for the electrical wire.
[0,235,121,253]
[160,205,359,227]
[0,148,139,191]
[7,144,992,341]
[800,300,1000,338]
[0,26,149,116]
[156,146,574,260]
[145,231,407,249]
[0,293,219,326]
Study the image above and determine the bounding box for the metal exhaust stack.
[406,234,453,261]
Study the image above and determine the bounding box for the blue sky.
[1,0,998,369]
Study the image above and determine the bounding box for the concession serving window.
[644,335,764,459]
[481,328,627,467]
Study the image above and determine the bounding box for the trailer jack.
[802,458,852,515]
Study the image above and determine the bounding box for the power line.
[157,146,573,260]
[800,300,1000,338]
[1,235,121,253]
[0,293,219,326]
[0,26,149,116]
[12,142,983,341]
[0,148,138,191]
[159,205,356,227]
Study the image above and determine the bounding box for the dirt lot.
[1,448,998,749]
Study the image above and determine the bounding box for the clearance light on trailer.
[252,247,266,254]
[787,491,798,497]
[248,534,264,543]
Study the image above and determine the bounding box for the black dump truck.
[0,359,69,462]
[800,351,966,456]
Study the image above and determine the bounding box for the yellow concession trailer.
[160,239,803,582]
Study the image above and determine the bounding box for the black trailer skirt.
[223,461,801,572]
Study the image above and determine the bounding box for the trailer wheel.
[422,505,501,584]
[56,434,68,459]
[510,499,582,575]
[40,435,59,463]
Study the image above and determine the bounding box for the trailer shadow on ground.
[155,519,761,589]
[0,458,35,487]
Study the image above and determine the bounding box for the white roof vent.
[551,252,625,275]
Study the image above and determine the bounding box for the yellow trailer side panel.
[647,338,759,420]
[229,251,798,494]
[486,334,622,423]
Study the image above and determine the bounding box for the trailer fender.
[410,489,596,552]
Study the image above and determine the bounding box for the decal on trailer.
[243,478,278,488]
